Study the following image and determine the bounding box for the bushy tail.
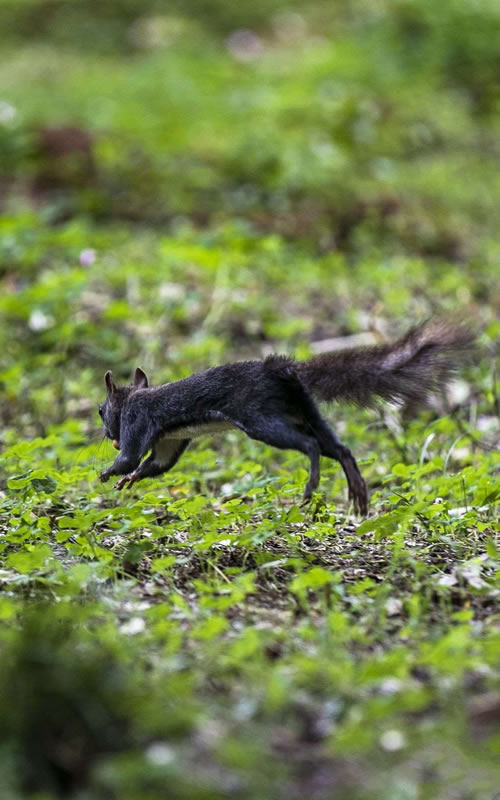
[297,321,474,407]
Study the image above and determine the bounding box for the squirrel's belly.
[161,421,236,440]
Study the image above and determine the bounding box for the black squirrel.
[98,321,473,514]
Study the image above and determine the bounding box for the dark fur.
[98,321,473,514]
[297,320,473,405]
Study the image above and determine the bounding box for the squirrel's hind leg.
[238,416,320,500]
[283,386,368,514]
[308,416,368,515]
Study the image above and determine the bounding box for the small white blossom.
[29,310,54,331]
[0,101,16,123]
[385,597,402,616]
[379,678,403,695]
[379,729,406,751]
[119,616,145,635]
[159,282,185,300]
[146,742,175,765]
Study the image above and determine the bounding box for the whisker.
[93,435,117,474]
[64,430,113,476]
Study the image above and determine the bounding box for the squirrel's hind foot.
[115,472,139,490]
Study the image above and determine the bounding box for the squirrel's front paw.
[99,470,111,483]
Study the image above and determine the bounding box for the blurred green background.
[1,0,500,254]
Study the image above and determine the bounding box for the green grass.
[0,1,499,797]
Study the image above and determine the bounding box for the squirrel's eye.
[98,405,104,417]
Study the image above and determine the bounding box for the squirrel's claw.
[348,478,368,516]
[115,473,138,490]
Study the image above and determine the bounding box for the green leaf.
[286,505,305,523]
[191,615,228,640]
[7,545,54,574]
[151,555,178,572]
[31,476,58,494]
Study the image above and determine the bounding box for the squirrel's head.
[99,367,149,449]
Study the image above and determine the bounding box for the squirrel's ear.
[134,367,149,389]
[104,370,117,396]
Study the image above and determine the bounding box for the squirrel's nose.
[112,439,120,450]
